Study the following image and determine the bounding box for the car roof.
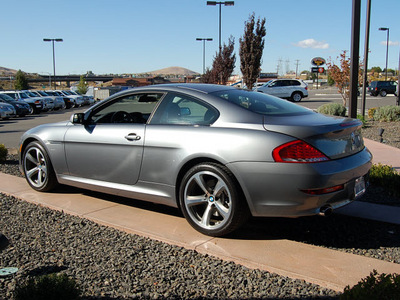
[128,83,236,94]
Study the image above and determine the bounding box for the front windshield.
[210,88,312,116]
[38,91,49,96]
[0,94,14,101]
[19,92,29,99]
[26,92,38,97]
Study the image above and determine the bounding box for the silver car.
[0,102,16,119]
[19,84,372,236]
[255,79,309,102]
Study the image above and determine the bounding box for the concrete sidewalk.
[1,139,399,292]
[364,139,400,171]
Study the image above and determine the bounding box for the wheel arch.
[174,157,248,212]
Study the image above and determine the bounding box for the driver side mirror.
[71,113,85,124]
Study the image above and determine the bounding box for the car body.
[19,84,372,236]
[24,91,54,112]
[368,80,397,97]
[0,93,32,117]
[32,90,65,110]
[255,79,309,102]
[0,101,16,119]
[46,91,74,109]
[0,91,43,114]
[55,90,84,107]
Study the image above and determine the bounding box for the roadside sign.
[311,57,326,66]
[318,67,325,73]
[311,67,319,73]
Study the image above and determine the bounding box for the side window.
[291,80,301,86]
[151,92,218,125]
[89,93,163,124]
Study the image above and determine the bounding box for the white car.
[255,79,308,102]
[56,90,84,107]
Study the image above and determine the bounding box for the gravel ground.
[0,122,399,299]
[361,120,400,149]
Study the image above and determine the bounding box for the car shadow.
[230,214,400,250]
[49,185,400,251]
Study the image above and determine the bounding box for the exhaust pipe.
[319,206,333,217]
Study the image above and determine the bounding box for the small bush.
[341,270,400,300]
[368,107,377,119]
[14,273,81,300]
[357,114,366,127]
[369,163,400,198]
[0,144,8,162]
[317,103,347,116]
[373,105,400,122]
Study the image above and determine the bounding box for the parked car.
[0,93,32,117]
[255,79,308,102]
[19,84,371,236]
[55,90,84,107]
[46,91,74,109]
[368,80,397,97]
[0,101,16,120]
[24,91,54,112]
[0,91,43,114]
[32,90,65,110]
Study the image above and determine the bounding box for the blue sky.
[1,0,399,76]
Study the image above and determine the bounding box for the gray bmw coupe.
[19,84,372,236]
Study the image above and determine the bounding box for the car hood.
[263,113,365,159]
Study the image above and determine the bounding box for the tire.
[179,163,249,236]
[379,90,387,97]
[291,92,302,102]
[22,141,58,192]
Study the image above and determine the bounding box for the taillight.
[305,86,308,90]
[301,184,344,195]
[273,140,329,163]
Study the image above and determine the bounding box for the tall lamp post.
[206,1,234,53]
[43,38,63,89]
[379,27,389,81]
[196,38,213,74]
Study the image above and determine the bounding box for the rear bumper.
[228,147,372,217]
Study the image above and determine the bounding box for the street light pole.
[379,27,389,81]
[196,38,213,74]
[206,1,234,53]
[43,38,63,90]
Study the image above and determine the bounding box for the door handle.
[124,133,141,141]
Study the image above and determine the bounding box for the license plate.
[354,176,366,198]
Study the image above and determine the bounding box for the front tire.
[22,141,58,192]
[379,90,387,97]
[179,163,249,236]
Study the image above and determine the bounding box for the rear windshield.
[210,89,312,116]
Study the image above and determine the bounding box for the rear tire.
[291,92,302,102]
[179,163,249,236]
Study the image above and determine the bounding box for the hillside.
[147,66,200,76]
[0,67,18,76]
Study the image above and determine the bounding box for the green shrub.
[373,105,400,122]
[14,273,81,300]
[369,163,400,198]
[357,114,366,127]
[317,103,347,116]
[368,107,377,119]
[341,270,400,300]
[0,144,7,162]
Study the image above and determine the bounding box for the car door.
[266,80,285,98]
[64,92,163,185]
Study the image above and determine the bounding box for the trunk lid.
[263,113,364,159]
